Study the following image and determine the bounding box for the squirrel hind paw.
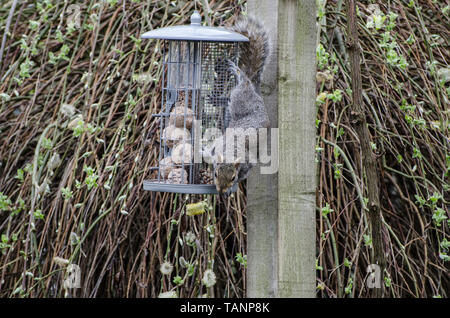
[228,61,250,85]
[227,60,240,76]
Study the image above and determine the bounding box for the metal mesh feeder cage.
[141,11,249,194]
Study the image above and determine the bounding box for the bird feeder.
[141,11,249,194]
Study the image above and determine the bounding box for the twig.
[0,0,18,72]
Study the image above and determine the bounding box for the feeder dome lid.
[141,11,249,42]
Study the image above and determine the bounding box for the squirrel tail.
[230,15,271,88]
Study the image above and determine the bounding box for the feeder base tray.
[143,180,238,194]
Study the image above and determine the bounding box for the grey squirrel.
[210,15,271,195]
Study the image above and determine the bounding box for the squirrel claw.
[227,60,240,75]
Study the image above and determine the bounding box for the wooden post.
[247,0,279,298]
[247,0,317,297]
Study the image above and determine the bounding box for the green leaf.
[15,169,24,182]
[61,187,73,200]
[321,203,334,217]
[173,276,184,285]
[364,234,373,247]
[344,258,352,268]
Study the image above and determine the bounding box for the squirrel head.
[213,154,241,194]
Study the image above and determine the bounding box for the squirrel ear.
[217,153,224,163]
[234,157,241,169]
